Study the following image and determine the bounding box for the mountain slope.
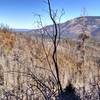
[61,16,100,38]
[16,16,100,40]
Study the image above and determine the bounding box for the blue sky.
[0,0,100,29]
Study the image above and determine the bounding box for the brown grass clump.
[0,31,16,53]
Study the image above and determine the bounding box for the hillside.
[22,16,100,40]
[0,29,100,99]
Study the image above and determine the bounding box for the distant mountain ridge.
[55,16,100,39]
[13,29,33,32]
[15,16,100,39]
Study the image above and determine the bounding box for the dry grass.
[0,31,100,99]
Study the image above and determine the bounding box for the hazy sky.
[0,0,100,29]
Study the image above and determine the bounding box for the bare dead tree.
[47,0,63,93]
[32,0,64,95]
